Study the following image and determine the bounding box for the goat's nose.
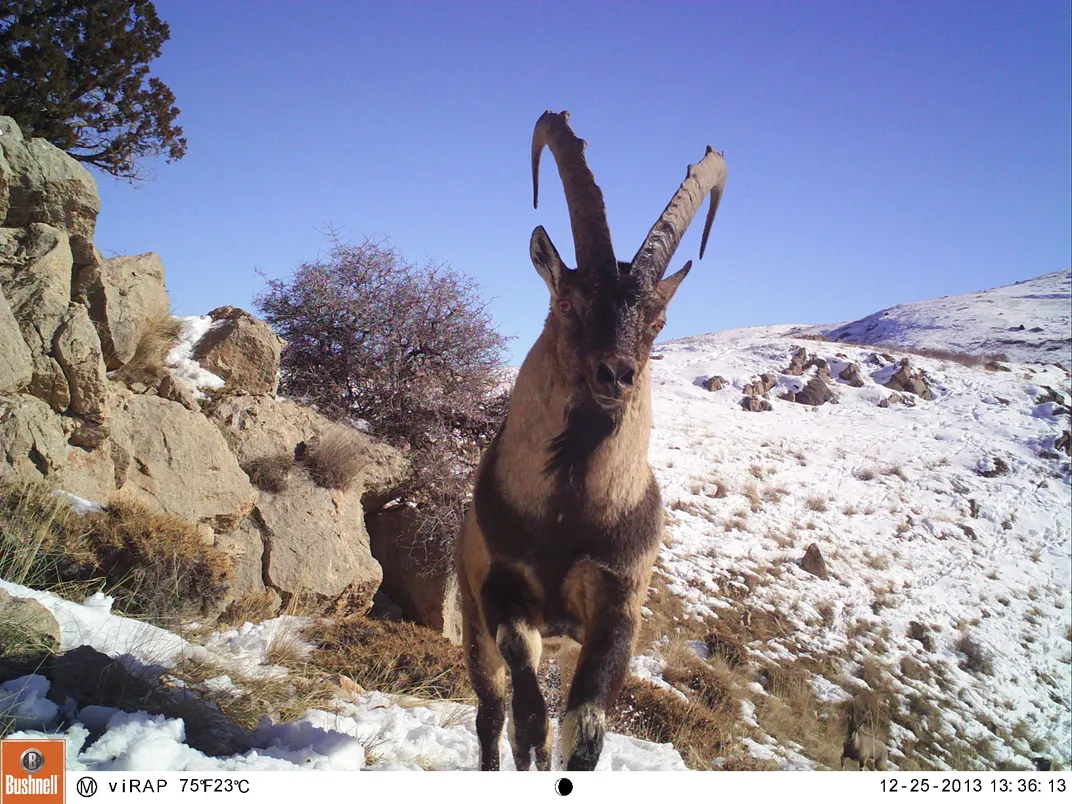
[594,359,636,398]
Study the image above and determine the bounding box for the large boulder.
[0,224,74,410]
[192,307,285,395]
[0,116,100,266]
[0,284,32,393]
[367,505,461,639]
[0,393,69,483]
[108,394,257,533]
[94,253,170,369]
[251,472,382,606]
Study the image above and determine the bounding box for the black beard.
[544,399,623,494]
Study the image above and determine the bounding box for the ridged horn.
[632,146,727,282]
[531,110,617,279]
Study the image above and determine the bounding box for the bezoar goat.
[454,110,727,771]
[841,706,890,771]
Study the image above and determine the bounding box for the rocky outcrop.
[53,303,109,419]
[0,116,413,626]
[838,362,864,387]
[782,375,837,407]
[0,393,69,482]
[0,224,74,410]
[701,375,727,392]
[0,117,100,265]
[193,306,285,395]
[742,373,777,398]
[252,472,382,606]
[108,394,257,533]
[207,394,405,499]
[95,252,170,368]
[0,284,32,392]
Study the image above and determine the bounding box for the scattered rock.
[740,395,772,413]
[1032,757,1052,771]
[157,373,200,411]
[968,499,979,518]
[976,456,1009,478]
[882,359,934,400]
[785,375,836,407]
[742,373,777,398]
[801,543,829,580]
[984,361,1011,372]
[701,375,727,392]
[907,621,933,651]
[192,306,285,395]
[878,392,901,408]
[838,362,864,387]
[785,347,808,376]
[1055,431,1070,457]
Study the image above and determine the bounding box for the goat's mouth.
[588,385,628,411]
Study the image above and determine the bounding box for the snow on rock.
[165,315,226,396]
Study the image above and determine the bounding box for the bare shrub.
[854,467,877,481]
[954,632,993,675]
[805,496,828,513]
[242,453,293,493]
[255,235,511,574]
[112,314,181,385]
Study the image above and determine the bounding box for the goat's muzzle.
[589,357,636,408]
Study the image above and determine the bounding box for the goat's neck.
[495,328,653,523]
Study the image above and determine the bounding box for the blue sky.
[92,1,1071,364]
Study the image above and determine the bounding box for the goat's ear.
[656,260,692,305]
[530,225,567,294]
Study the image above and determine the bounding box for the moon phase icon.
[555,778,573,796]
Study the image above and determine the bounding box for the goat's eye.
[557,299,573,314]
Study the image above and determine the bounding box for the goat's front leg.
[561,572,640,772]
[482,565,551,771]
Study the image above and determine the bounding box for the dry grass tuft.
[609,678,741,769]
[805,496,828,513]
[242,453,294,493]
[301,616,473,701]
[112,314,182,385]
[302,428,369,491]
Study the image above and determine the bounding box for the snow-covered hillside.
[644,319,1070,769]
[812,269,1071,366]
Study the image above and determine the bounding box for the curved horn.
[632,146,727,282]
[532,110,617,278]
